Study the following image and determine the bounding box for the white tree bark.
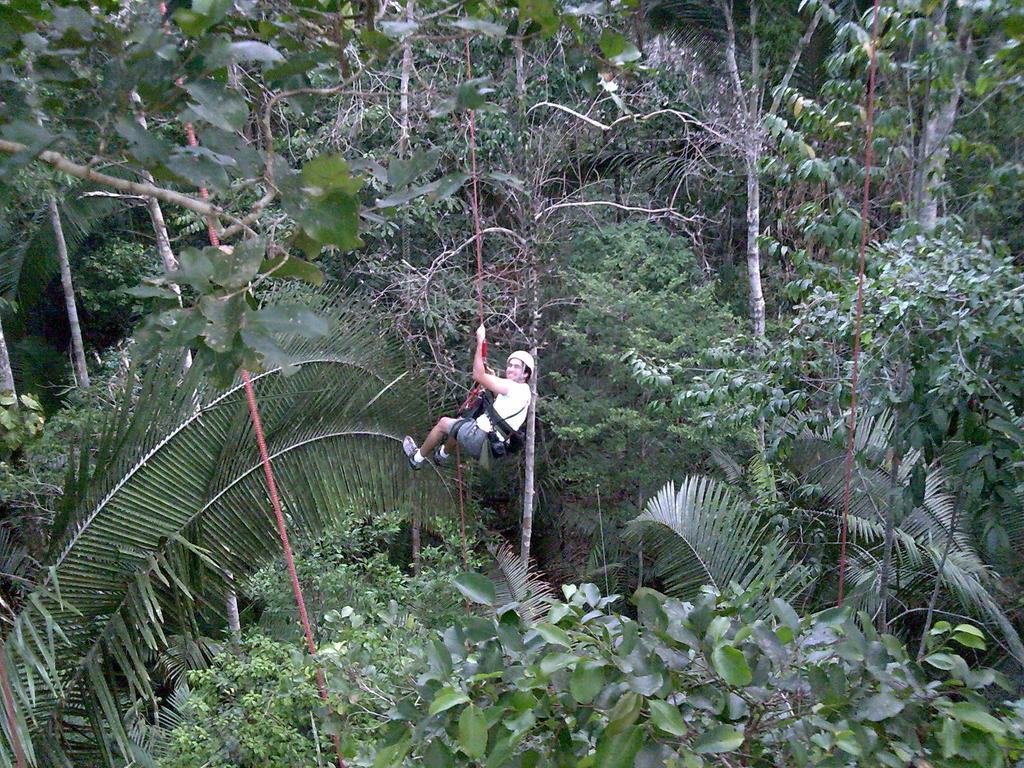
[745,150,765,337]
[916,8,973,231]
[48,195,90,388]
[132,91,192,371]
[0,315,16,396]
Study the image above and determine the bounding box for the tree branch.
[536,200,700,221]
[527,102,733,143]
[0,139,219,218]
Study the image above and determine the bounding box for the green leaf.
[388,148,441,190]
[518,0,560,37]
[835,730,862,756]
[605,692,641,735]
[951,631,986,650]
[301,155,363,196]
[453,18,507,36]
[380,20,418,39]
[593,725,643,768]
[183,81,249,132]
[598,30,641,64]
[453,573,496,605]
[569,660,604,704]
[711,645,752,686]
[210,239,266,290]
[456,77,494,110]
[458,705,488,759]
[770,599,800,634]
[951,624,986,650]
[648,700,687,736]
[428,687,470,715]
[225,40,284,62]
[429,173,469,201]
[856,693,903,722]
[251,304,330,338]
[948,702,1007,736]
[534,622,571,647]
[693,725,743,753]
[374,741,411,768]
[260,253,324,285]
[539,652,576,676]
[295,191,362,251]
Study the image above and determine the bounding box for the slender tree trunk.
[48,195,90,388]
[917,10,972,230]
[520,263,539,563]
[132,93,186,290]
[745,150,765,337]
[720,0,766,337]
[0,316,15,396]
[225,571,241,642]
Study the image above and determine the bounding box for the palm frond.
[0,289,457,766]
[625,477,808,603]
[487,540,555,624]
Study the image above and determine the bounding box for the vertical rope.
[0,649,25,768]
[242,372,346,768]
[160,7,344,759]
[464,36,486,359]
[455,445,470,571]
[452,36,490,573]
[837,0,882,607]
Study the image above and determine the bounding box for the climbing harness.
[456,389,528,459]
[837,0,882,607]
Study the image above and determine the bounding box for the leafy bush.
[160,635,329,768]
[245,511,471,638]
[162,513,477,766]
[380,580,1024,767]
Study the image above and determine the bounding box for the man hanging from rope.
[404,324,533,469]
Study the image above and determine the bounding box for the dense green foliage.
[0,0,1023,764]
[382,581,1024,767]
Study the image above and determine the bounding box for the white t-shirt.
[476,381,531,433]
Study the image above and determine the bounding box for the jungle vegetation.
[0,0,1022,765]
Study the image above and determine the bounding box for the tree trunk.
[916,7,972,231]
[720,0,766,338]
[48,195,90,388]
[520,341,538,563]
[745,150,765,337]
[0,315,15,396]
[225,571,241,642]
[132,91,192,372]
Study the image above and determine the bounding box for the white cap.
[508,350,535,372]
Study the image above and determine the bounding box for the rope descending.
[837,0,882,607]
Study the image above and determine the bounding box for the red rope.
[455,444,470,571]
[0,649,25,768]
[464,37,486,360]
[837,0,882,607]
[160,8,344,759]
[453,36,488,570]
[242,372,346,768]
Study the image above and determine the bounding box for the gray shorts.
[449,418,487,459]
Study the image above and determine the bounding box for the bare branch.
[536,200,701,221]
[1,139,219,219]
[527,102,733,143]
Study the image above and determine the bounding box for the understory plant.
[379,579,1024,767]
